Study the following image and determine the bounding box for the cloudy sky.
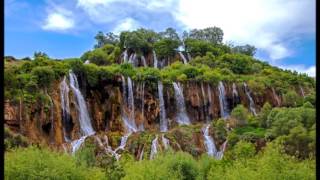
[5,0,315,76]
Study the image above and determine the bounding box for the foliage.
[232,44,257,56]
[282,90,303,107]
[231,104,249,127]
[4,127,29,150]
[188,27,224,44]
[154,38,180,58]
[5,146,106,180]
[31,66,55,89]
[94,31,119,48]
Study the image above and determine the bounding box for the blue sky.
[5,0,315,76]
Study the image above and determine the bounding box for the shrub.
[231,105,249,127]
[5,146,106,180]
[31,66,55,89]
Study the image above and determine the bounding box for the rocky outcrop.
[4,74,306,148]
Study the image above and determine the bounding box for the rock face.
[4,74,303,148]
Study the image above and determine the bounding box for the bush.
[231,105,249,127]
[31,66,55,89]
[5,146,106,180]
[123,151,199,180]
[283,90,302,107]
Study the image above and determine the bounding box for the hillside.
[4,27,316,179]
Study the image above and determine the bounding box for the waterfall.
[161,134,170,150]
[207,84,213,117]
[187,52,192,61]
[71,135,87,154]
[158,81,168,132]
[178,52,188,64]
[84,60,90,64]
[215,140,228,160]
[272,87,281,106]
[115,133,131,152]
[153,50,158,68]
[121,76,127,106]
[141,55,147,67]
[60,76,71,142]
[129,53,137,66]
[150,135,159,160]
[218,81,229,119]
[127,77,138,132]
[203,124,217,156]
[123,49,128,63]
[232,83,240,107]
[202,124,227,159]
[62,144,68,154]
[232,83,239,97]
[243,83,257,116]
[139,146,144,161]
[69,72,95,136]
[300,86,305,98]
[139,82,145,131]
[102,135,123,161]
[49,96,54,143]
[201,83,209,122]
[173,82,191,125]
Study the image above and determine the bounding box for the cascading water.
[69,72,95,136]
[115,133,131,151]
[84,60,90,64]
[121,76,127,106]
[153,50,158,68]
[203,124,217,156]
[139,146,144,161]
[207,84,213,117]
[161,134,170,150]
[203,124,227,159]
[138,82,145,131]
[187,52,192,61]
[201,83,209,122]
[232,83,240,107]
[272,87,281,106]
[150,135,159,160]
[215,140,228,160]
[218,81,229,119]
[49,96,54,143]
[300,86,305,98]
[60,76,71,142]
[232,83,239,97]
[141,55,147,67]
[158,81,168,132]
[243,83,257,116]
[178,52,188,64]
[128,53,137,66]
[173,82,191,125]
[123,49,128,63]
[127,77,138,132]
[71,135,87,154]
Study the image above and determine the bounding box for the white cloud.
[42,12,74,31]
[174,0,315,61]
[112,18,140,34]
[42,3,75,32]
[278,64,315,77]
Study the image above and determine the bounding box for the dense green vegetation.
[4,26,316,179]
[5,141,315,180]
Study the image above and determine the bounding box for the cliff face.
[5,74,286,149]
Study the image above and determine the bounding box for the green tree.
[189,27,224,44]
[258,102,272,128]
[231,105,249,127]
[31,66,55,89]
[232,44,257,56]
[282,90,302,107]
